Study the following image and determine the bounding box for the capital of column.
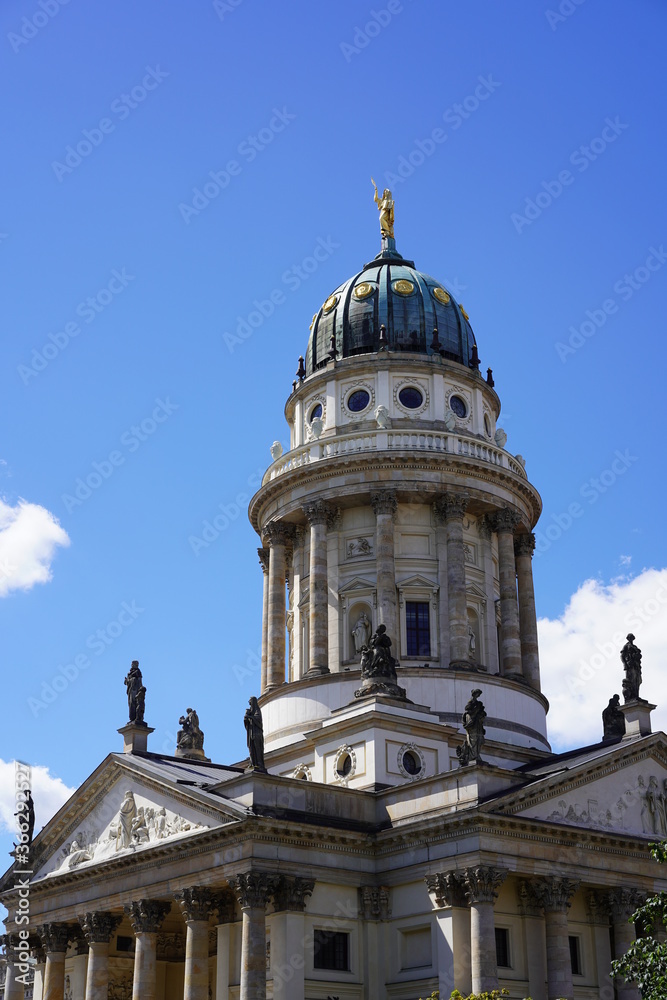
[174,886,218,922]
[265,521,295,547]
[370,490,397,517]
[79,911,123,945]
[533,876,580,913]
[36,922,71,954]
[434,492,469,522]
[608,886,645,921]
[462,866,508,905]
[358,885,391,921]
[425,872,467,908]
[273,875,315,913]
[0,933,20,956]
[302,500,335,527]
[514,532,536,558]
[258,547,270,574]
[126,899,171,934]
[228,871,277,910]
[586,889,612,924]
[516,879,543,917]
[490,508,522,535]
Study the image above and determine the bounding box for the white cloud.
[0,759,75,842]
[0,497,70,596]
[538,567,667,752]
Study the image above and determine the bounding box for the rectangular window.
[313,929,350,971]
[406,601,431,656]
[569,935,582,976]
[115,935,134,952]
[495,927,510,968]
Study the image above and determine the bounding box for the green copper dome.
[305,240,478,376]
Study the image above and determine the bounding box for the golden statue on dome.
[371,178,394,239]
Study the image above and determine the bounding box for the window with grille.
[406,601,430,656]
[313,929,349,971]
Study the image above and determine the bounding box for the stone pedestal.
[126,900,170,1000]
[620,700,655,738]
[371,492,398,639]
[174,746,211,762]
[117,722,154,754]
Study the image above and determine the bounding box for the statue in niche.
[116,790,137,850]
[456,688,487,766]
[355,625,407,700]
[602,693,625,740]
[124,661,145,724]
[244,697,266,771]
[351,612,371,654]
[621,633,643,702]
[177,708,205,752]
[468,624,476,658]
[371,178,394,239]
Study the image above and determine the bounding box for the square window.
[569,935,582,976]
[406,601,431,656]
[115,935,134,953]
[495,927,510,968]
[313,929,349,971]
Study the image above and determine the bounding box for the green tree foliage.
[611,841,667,1000]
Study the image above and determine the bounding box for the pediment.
[397,574,438,590]
[30,757,241,882]
[494,743,667,839]
[339,576,375,595]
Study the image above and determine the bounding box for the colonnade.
[258,490,541,692]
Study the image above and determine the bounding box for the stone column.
[38,923,71,1000]
[478,517,500,673]
[29,940,46,1000]
[2,935,24,1000]
[514,532,541,690]
[432,502,450,667]
[491,508,522,680]
[175,887,219,1000]
[587,891,614,1000]
[228,872,276,1000]
[214,895,236,1000]
[533,877,579,1000]
[517,880,547,1000]
[434,493,469,667]
[425,873,472,997]
[609,888,644,1000]
[462,866,507,994]
[126,900,171,1000]
[265,523,292,690]
[271,876,314,999]
[371,491,398,640]
[80,912,122,1000]
[290,527,305,680]
[258,548,270,694]
[358,886,390,1000]
[302,501,333,675]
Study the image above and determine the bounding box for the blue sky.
[1,0,667,857]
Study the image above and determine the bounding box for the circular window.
[347,389,370,413]
[398,386,423,410]
[450,395,467,419]
[402,751,421,776]
[309,403,323,422]
[336,753,352,778]
[484,414,491,436]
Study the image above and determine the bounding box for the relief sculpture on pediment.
[540,771,667,835]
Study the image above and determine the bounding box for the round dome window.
[402,750,422,776]
[309,403,323,422]
[450,395,467,419]
[347,389,370,413]
[398,387,423,410]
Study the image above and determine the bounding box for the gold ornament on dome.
[309,314,317,331]
[393,279,414,296]
[460,304,470,321]
[371,177,395,238]
[433,287,451,305]
[354,282,374,300]
[322,294,338,313]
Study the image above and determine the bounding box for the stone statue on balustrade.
[176,707,209,761]
[244,696,266,772]
[124,661,146,725]
[602,693,625,740]
[457,688,487,766]
[355,624,407,701]
[621,633,643,702]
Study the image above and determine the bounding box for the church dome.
[305,241,478,375]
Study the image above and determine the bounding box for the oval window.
[309,403,323,422]
[402,750,421,776]
[398,386,423,409]
[347,389,370,413]
[337,753,352,777]
[450,395,467,418]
